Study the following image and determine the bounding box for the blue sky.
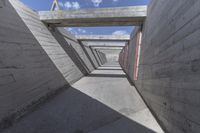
[21,0,149,35]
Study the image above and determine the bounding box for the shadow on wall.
[90,47,101,66]
[3,86,156,133]
[70,45,91,72]
[78,41,97,69]
[50,28,90,75]
[95,50,103,65]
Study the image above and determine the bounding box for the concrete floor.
[3,62,164,133]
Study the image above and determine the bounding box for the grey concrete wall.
[65,38,95,73]
[95,50,103,65]
[9,0,84,83]
[78,41,101,69]
[96,50,107,66]
[102,52,108,64]
[102,49,121,63]
[83,46,99,68]
[0,0,97,128]
[0,0,67,127]
[124,27,140,81]
[124,0,200,132]
[98,52,107,65]
[50,28,95,75]
[59,28,95,72]
[92,49,102,66]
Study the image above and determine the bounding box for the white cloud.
[71,2,80,9]
[67,28,73,31]
[65,28,87,35]
[112,30,129,35]
[91,0,103,7]
[58,2,64,7]
[65,27,78,35]
[64,2,72,9]
[59,1,80,10]
[78,28,86,33]
[113,0,118,2]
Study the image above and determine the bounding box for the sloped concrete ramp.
[3,62,163,133]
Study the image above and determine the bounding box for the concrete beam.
[90,45,125,47]
[83,41,126,47]
[39,6,147,27]
[93,47,123,50]
[76,35,130,41]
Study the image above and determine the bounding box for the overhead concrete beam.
[90,45,125,47]
[92,47,123,50]
[83,41,126,47]
[39,6,147,27]
[76,35,130,41]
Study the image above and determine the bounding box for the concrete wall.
[50,28,92,75]
[91,49,102,66]
[126,30,136,81]
[98,52,107,65]
[83,46,99,68]
[0,0,99,128]
[59,28,95,72]
[101,49,121,63]
[0,0,66,127]
[119,27,141,81]
[120,0,200,132]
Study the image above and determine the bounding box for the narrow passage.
[3,62,163,133]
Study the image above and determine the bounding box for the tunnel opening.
[0,0,163,132]
[3,0,200,133]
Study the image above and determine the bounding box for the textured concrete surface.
[84,44,120,66]
[82,45,99,68]
[91,49,102,66]
[120,0,200,132]
[0,0,104,127]
[76,35,130,41]
[9,0,85,83]
[100,49,122,62]
[2,62,163,133]
[39,6,147,27]
[4,0,199,132]
[119,27,140,81]
[0,0,69,125]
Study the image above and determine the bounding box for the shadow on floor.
[3,87,156,133]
